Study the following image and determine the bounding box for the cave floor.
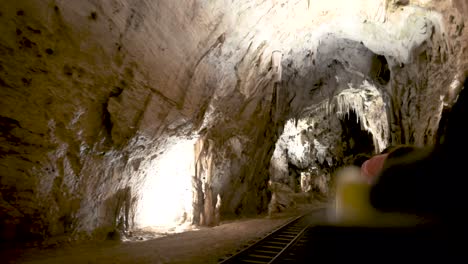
[6,202,327,264]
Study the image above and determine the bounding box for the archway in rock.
[134,137,197,230]
[340,109,376,160]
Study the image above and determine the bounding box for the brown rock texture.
[0,0,466,245]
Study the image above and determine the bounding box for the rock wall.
[0,0,466,245]
[387,1,468,145]
[0,0,286,243]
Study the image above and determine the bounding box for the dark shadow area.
[364,78,468,264]
[340,110,375,158]
[370,54,391,85]
[371,77,468,216]
[288,224,464,263]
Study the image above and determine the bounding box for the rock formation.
[0,0,466,245]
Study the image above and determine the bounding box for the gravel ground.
[4,202,327,264]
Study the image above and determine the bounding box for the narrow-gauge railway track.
[219,208,326,264]
[219,207,466,263]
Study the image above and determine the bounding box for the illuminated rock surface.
[0,0,466,246]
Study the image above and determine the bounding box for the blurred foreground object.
[367,77,468,261]
[334,166,374,223]
[361,153,388,184]
[371,77,468,218]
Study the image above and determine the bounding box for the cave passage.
[340,109,375,158]
[0,2,466,262]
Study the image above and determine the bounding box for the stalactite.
[333,81,389,152]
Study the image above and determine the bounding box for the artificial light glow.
[135,137,197,230]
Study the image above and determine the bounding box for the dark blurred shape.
[291,224,460,263]
[380,145,419,170]
[379,144,416,156]
[371,77,468,216]
[371,147,434,214]
[379,145,396,154]
[369,77,468,260]
[394,0,410,6]
[359,145,415,184]
[385,145,417,159]
[351,153,371,167]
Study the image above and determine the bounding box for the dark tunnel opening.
[371,54,391,85]
[340,110,375,159]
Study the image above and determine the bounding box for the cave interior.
[0,0,467,261]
